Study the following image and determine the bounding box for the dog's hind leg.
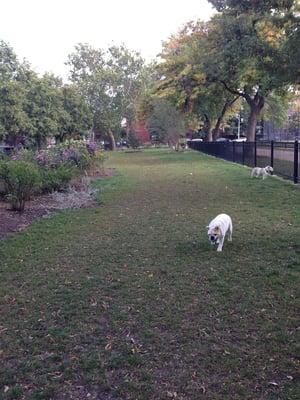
[228,221,233,241]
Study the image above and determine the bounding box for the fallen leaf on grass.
[105,342,112,350]
[90,298,97,307]
[166,391,177,398]
[268,381,279,386]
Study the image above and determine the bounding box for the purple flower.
[86,142,97,155]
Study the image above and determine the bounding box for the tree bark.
[108,130,116,151]
[203,114,213,142]
[245,94,264,141]
[219,80,266,142]
[212,96,239,141]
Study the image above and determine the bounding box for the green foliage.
[11,148,35,163]
[0,41,93,148]
[58,85,93,142]
[67,44,147,149]
[55,140,94,171]
[0,40,20,80]
[23,73,69,148]
[40,165,76,193]
[205,0,299,139]
[147,99,186,145]
[128,132,142,149]
[208,0,295,14]
[0,160,40,211]
[0,81,31,143]
[155,20,240,140]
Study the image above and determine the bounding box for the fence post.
[232,141,235,162]
[242,142,245,165]
[294,140,299,184]
[254,141,257,167]
[270,140,274,168]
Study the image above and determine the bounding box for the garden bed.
[0,168,116,240]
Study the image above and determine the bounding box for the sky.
[0,0,214,80]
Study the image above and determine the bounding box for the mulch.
[0,194,61,241]
[0,168,116,241]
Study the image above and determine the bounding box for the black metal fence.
[189,140,300,184]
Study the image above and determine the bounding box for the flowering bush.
[34,140,98,171]
[86,141,97,155]
[2,141,106,201]
[11,149,35,163]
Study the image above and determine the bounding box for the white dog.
[251,166,273,179]
[207,213,233,252]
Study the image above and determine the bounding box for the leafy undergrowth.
[0,149,299,399]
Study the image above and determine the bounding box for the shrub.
[40,164,77,193]
[128,132,142,149]
[11,148,35,163]
[35,140,95,171]
[0,160,41,211]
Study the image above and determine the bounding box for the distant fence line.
[189,140,299,184]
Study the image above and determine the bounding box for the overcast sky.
[0,0,214,79]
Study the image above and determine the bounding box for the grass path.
[1,149,299,400]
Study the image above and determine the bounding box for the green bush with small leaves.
[40,164,77,193]
[0,160,41,211]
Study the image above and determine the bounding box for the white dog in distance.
[251,165,273,179]
[207,213,233,252]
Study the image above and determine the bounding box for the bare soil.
[0,168,116,241]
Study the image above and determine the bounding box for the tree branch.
[220,80,243,97]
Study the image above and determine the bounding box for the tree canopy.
[0,41,92,147]
[0,1,299,148]
[67,43,147,149]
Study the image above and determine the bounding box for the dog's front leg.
[217,236,224,252]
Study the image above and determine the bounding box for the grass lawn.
[0,149,299,400]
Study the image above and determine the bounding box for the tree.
[0,40,20,81]
[107,45,145,136]
[23,73,69,148]
[0,80,31,144]
[147,99,186,146]
[58,85,93,142]
[128,131,142,149]
[155,21,239,141]
[208,0,294,13]
[206,0,299,140]
[0,41,31,144]
[67,43,146,150]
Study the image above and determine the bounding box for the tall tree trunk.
[212,117,223,141]
[219,81,265,142]
[108,130,116,151]
[125,123,130,139]
[203,115,213,142]
[245,94,265,142]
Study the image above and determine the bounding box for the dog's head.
[207,225,221,245]
[265,166,273,174]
